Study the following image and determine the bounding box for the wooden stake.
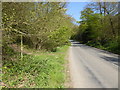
[21,35,23,60]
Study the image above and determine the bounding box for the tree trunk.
[103,5,116,36]
[98,2,103,25]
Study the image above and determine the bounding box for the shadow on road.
[70,40,118,55]
[72,42,81,44]
[100,56,119,66]
[70,40,120,66]
[101,56,119,62]
[71,42,92,49]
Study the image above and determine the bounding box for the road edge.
[64,46,73,88]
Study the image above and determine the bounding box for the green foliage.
[2,2,74,51]
[2,2,74,88]
[2,46,69,88]
[106,38,120,54]
[73,2,119,54]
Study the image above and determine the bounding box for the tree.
[73,2,119,54]
[2,2,74,58]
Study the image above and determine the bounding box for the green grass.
[2,45,69,88]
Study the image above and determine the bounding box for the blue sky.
[66,2,89,25]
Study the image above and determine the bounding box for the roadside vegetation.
[2,2,74,88]
[3,46,69,88]
[72,2,119,54]
[2,2,119,88]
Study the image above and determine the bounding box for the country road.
[68,40,119,88]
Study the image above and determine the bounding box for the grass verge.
[2,45,69,88]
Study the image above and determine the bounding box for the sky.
[66,2,89,25]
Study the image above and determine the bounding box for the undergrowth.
[2,45,69,88]
[86,40,120,55]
